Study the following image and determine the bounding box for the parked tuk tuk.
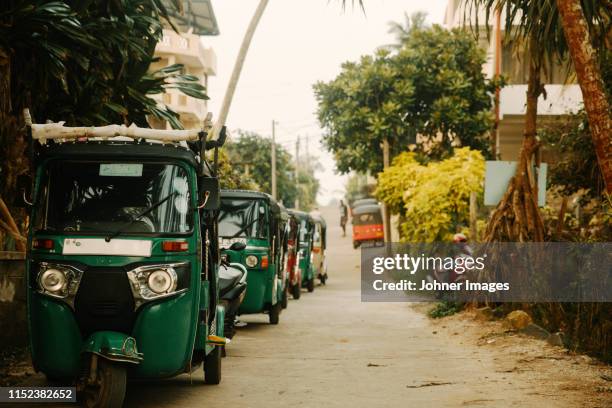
[352,204,384,248]
[283,211,301,299]
[24,121,228,407]
[288,210,316,292]
[218,190,285,324]
[278,205,291,308]
[310,214,327,285]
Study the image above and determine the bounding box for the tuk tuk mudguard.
[129,291,197,377]
[28,295,82,378]
[82,331,143,364]
[237,264,274,314]
[300,255,313,284]
[214,305,225,338]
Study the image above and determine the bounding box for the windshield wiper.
[230,217,260,239]
[105,192,176,242]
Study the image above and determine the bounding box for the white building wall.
[444,1,583,161]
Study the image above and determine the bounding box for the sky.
[205,0,448,205]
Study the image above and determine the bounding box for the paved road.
[123,206,576,408]
[26,206,595,407]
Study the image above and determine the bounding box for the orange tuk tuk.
[352,204,384,248]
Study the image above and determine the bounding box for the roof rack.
[30,122,205,145]
[24,108,210,145]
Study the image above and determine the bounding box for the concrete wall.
[0,252,27,349]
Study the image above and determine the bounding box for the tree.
[463,0,611,241]
[314,22,496,175]
[375,148,485,242]
[556,0,611,194]
[295,157,321,212]
[540,110,604,198]
[224,131,320,209]
[387,11,427,48]
[344,173,376,205]
[217,149,257,191]
[0,1,207,249]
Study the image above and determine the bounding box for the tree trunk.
[485,34,545,242]
[0,50,27,251]
[556,0,612,194]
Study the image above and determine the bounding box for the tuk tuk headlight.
[148,269,174,294]
[40,269,66,293]
[245,255,258,268]
[127,263,186,308]
[35,263,83,305]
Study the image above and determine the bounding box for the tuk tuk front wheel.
[81,358,127,408]
[291,282,301,300]
[269,302,281,324]
[306,278,315,293]
[319,273,328,285]
[223,311,236,339]
[204,346,222,385]
[281,286,289,309]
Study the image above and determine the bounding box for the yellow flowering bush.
[376,148,485,242]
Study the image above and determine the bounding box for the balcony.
[500,84,583,117]
[155,29,217,75]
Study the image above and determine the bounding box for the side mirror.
[15,174,33,207]
[198,177,220,210]
[229,241,246,251]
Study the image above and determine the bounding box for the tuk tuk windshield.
[219,199,267,239]
[353,211,382,225]
[36,161,193,234]
[298,220,310,246]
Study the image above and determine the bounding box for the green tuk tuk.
[310,213,328,285]
[218,190,285,324]
[24,122,227,407]
[288,210,316,293]
[278,204,291,308]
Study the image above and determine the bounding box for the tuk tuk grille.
[74,266,136,337]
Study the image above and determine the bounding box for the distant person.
[339,200,348,237]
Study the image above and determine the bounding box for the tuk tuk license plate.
[219,237,247,249]
[63,238,152,257]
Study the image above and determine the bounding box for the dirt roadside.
[421,305,612,407]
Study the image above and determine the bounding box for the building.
[444,0,583,161]
[149,0,220,130]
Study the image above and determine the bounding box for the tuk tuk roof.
[279,203,290,221]
[352,204,382,215]
[37,141,206,173]
[287,209,313,222]
[221,189,281,213]
[351,198,378,208]
[310,213,327,229]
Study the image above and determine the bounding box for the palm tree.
[556,0,611,194]
[462,0,610,241]
[387,11,427,47]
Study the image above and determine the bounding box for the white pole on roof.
[30,122,202,144]
[211,0,269,141]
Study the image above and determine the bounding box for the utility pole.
[294,136,300,209]
[382,137,392,242]
[271,120,277,200]
[493,7,502,159]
